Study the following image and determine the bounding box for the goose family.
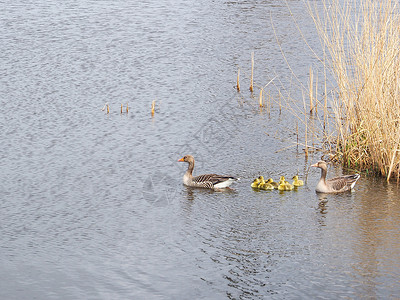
[311,160,360,193]
[177,155,360,194]
[178,155,239,190]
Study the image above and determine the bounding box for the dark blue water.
[1,0,399,299]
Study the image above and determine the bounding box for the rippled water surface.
[1,1,400,299]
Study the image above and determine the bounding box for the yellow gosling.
[260,182,274,190]
[278,181,286,191]
[284,181,294,191]
[267,178,279,189]
[257,177,266,189]
[292,175,304,187]
[251,178,260,188]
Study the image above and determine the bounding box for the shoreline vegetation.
[307,0,400,181]
[238,0,400,181]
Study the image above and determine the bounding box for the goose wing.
[193,174,237,185]
[327,174,360,192]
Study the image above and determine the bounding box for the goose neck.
[320,166,327,183]
[186,160,194,177]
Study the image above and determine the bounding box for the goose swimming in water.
[178,155,239,190]
[311,160,360,193]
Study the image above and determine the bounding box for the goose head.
[311,160,327,169]
[178,155,195,163]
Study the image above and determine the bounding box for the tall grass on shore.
[308,0,400,180]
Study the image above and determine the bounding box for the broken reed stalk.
[250,52,254,92]
[315,72,318,114]
[387,128,400,181]
[259,89,263,107]
[237,69,240,91]
[126,103,129,113]
[279,91,282,113]
[323,62,327,131]
[309,66,313,113]
[151,100,155,115]
[107,104,110,114]
[302,92,309,157]
[304,114,308,157]
[121,104,123,114]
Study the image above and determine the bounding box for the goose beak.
[311,163,318,167]
[178,158,184,162]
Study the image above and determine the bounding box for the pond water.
[1,0,400,299]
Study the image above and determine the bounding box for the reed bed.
[306,0,400,180]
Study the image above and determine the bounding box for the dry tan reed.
[237,69,241,91]
[309,67,313,113]
[250,52,254,92]
[151,100,155,116]
[259,89,263,107]
[308,0,400,180]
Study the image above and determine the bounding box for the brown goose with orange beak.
[311,160,360,193]
[178,155,239,190]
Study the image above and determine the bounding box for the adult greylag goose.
[178,155,239,190]
[311,160,360,193]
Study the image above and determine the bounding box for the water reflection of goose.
[178,155,239,190]
[311,160,360,193]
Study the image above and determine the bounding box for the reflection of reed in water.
[353,182,400,298]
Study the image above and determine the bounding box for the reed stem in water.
[250,52,254,92]
[151,100,155,116]
[237,68,240,92]
[309,66,313,113]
